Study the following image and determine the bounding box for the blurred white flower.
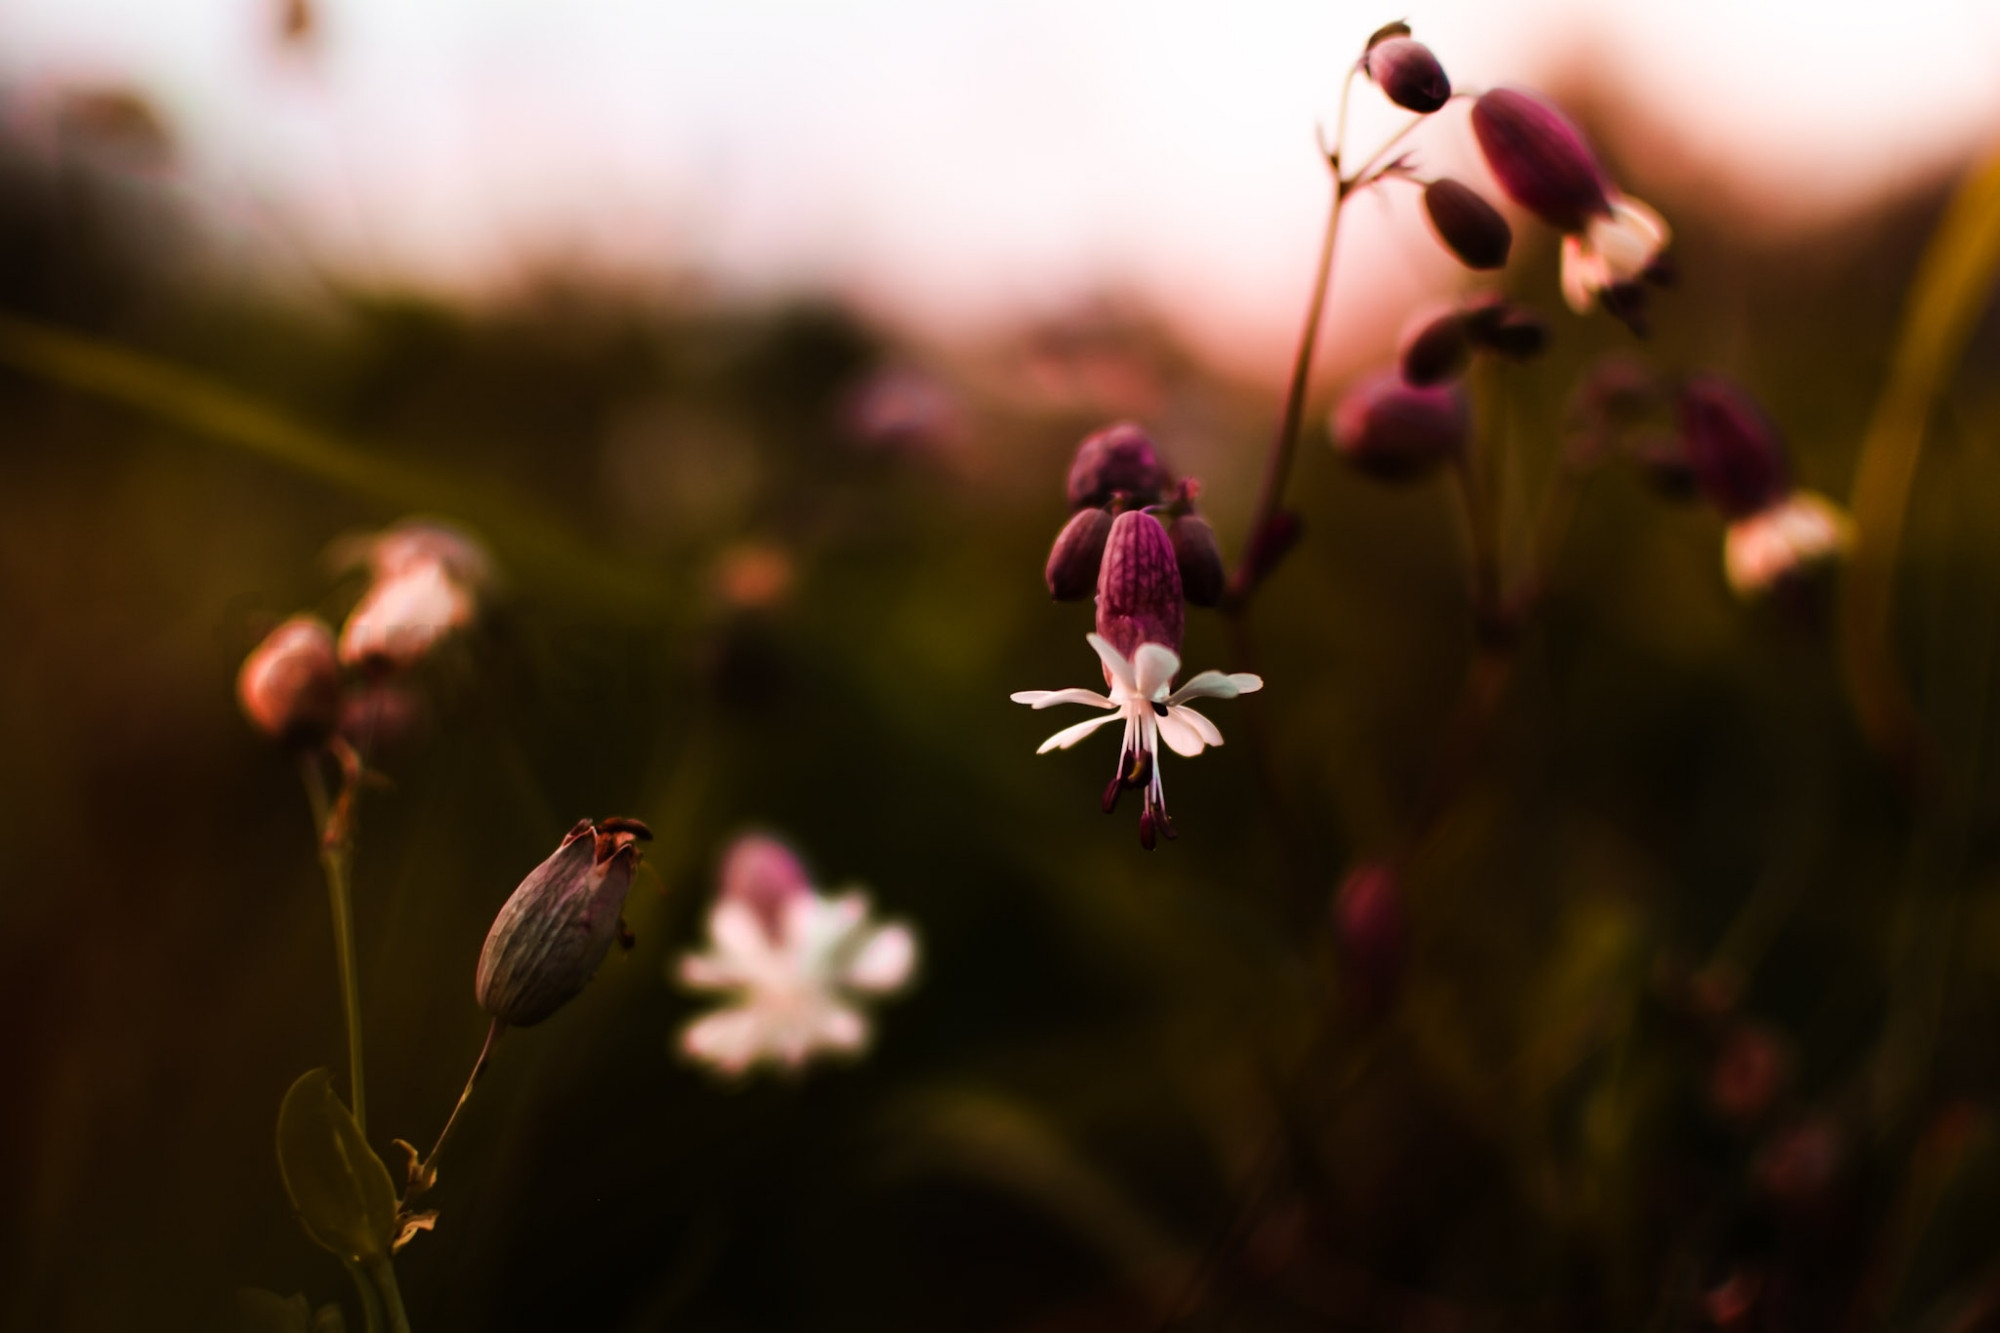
[333,519,492,672]
[1723,491,1853,598]
[678,836,916,1076]
[1560,196,1670,315]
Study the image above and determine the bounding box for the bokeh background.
[5,2,2000,1329]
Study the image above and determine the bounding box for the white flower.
[1010,633,1262,847]
[1723,490,1853,598]
[678,886,917,1076]
[334,520,492,672]
[1560,196,1670,315]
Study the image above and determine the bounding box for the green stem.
[406,1019,504,1203]
[341,1256,385,1333]
[365,1257,414,1333]
[301,745,369,1135]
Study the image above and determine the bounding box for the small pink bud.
[1678,376,1789,520]
[1471,88,1613,235]
[1364,37,1450,114]
[1397,309,1471,387]
[1066,422,1170,512]
[1095,509,1184,659]
[237,615,342,748]
[1045,506,1113,601]
[476,818,651,1027]
[1169,514,1225,608]
[1331,372,1468,480]
[1422,179,1512,271]
[1335,865,1408,1015]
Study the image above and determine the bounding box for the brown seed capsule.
[1066,422,1170,511]
[475,819,648,1027]
[1331,371,1468,480]
[1364,37,1450,114]
[1422,179,1512,270]
[1397,309,1471,386]
[1169,514,1225,608]
[1470,88,1613,235]
[237,615,342,748]
[1045,506,1113,601]
[1095,509,1184,660]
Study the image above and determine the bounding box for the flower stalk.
[300,738,370,1135]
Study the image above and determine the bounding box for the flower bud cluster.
[1044,423,1224,615]
[236,517,494,758]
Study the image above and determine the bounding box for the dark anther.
[598,816,654,840]
[1102,773,1124,814]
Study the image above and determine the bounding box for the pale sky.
[4,0,1999,373]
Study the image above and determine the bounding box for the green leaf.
[275,1069,399,1261]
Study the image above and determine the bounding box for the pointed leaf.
[274,1069,398,1261]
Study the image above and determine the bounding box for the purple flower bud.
[476,818,651,1027]
[1095,509,1184,660]
[1397,309,1471,387]
[1335,865,1408,1015]
[1462,297,1549,360]
[1045,506,1113,601]
[1066,422,1170,511]
[1364,37,1450,114]
[1678,376,1789,520]
[1471,88,1613,235]
[237,615,342,748]
[1331,372,1468,480]
[1169,514,1225,608]
[1422,179,1512,271]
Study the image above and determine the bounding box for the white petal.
[1036,711,1123,754]
[1133,642,1182,699]
[845,922,917,992]
[1559,235,1607,314]
[1167,670,1263,703]
[1009,688,1116,711]
[1723,491,1853,598]
[1085,633,1137,694]
[1155,708,1208,757]
[680,1007,766,1074]
[1592,196,1669,282]
[1170,704,1224,748]
[679,950,752,992]
[709,901,780,966]
[813,1002,869,1053]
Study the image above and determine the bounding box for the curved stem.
[341,1256,385,1333]
[405,1019,504,1203]
[301,744,368,1134]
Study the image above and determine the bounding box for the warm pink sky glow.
[6,0,2000,375]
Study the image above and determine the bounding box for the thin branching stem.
[406,1018,505,1204]
[302,742,369,1134]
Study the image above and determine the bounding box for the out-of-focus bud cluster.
[1331,369,1468,481]
[677,832,918,1076]
[236,517,495,759]
[1469,88,1673,333]
[1044,422,1227,616]
[475,817,652,1027]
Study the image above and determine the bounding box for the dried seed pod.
[1095,509,1184,660]
[1422,179,1512,270]
[237,615,342,748]
[1065,422,1170,512]
[1169,514,1225,608]
[1364,37,1450,114]
[475,819,649,1027]
[1678,376,1788,520]
[1045,506,1114,600]
[1398,309,1471,386]
[1470,88,1613,235]
[1331,371,1468,480]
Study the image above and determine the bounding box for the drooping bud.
[1045,506,1113,600]
[1422,179,1512,271]
[1397,309,1471,386]
[1095,509,1184,660]
[1470,88,1613,235]
[1169,514,1225,608]
[1461,296,1549,360]
[717,832,813,940]
[1364,37,1450,114]
[237,615,342,748]
[1334,865,1409,1015]
[1065,422,1170,512]
[1330,371,1468,480]
[1677,377,1789,520]
[476,818,652,1027]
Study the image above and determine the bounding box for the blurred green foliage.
[3,78,2000,1333]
